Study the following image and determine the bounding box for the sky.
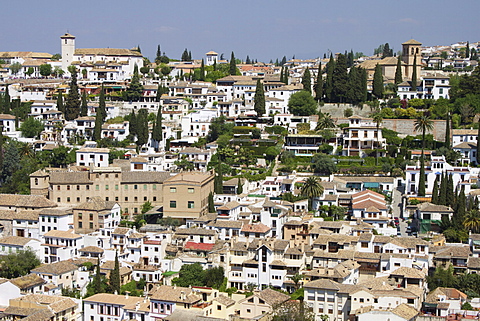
[2,0,479,63]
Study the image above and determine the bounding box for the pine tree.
[418,156,426,196]
[314,63,323,101]
[98,85,106,122]
[253,79,266,116]
[109,252,121,294]
[56,92,64,114]
[382,43,393,58]
[80,91,88,117]
[395,56,403,85]
[302,67,312,93]
[346,67,364,105]
[200,59,205,81]
[65,68,80,121]
[94,257,101,294]
[325,54,335,102]
[155,45,162,64]
[431,175,439,204]
[373,64,383,99]
[411,54,418,90]
[229,52,237,75]
[246,55,251,64]
[181,48,189,61]
[126,64,144,102]
[347,50,354,68]
[332,53,348,103]
[93,109,103,141]
[237,178,243,194]
[208,192,215,213]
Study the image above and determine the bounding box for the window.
[96,185,99,191]
[77,185,80,190]
[105,185,109,190]
[115,185,118,190]
[188,188,195,193]
[170,187,177,193]
[170,201,177,208]
[125,185,128,190]
[144,184,147,190]
[188,201,194,208]
[134,185,138,190]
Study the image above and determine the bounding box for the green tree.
[325,55,335,102]
[373,63,383,99]
[214,165,223,194]
[20,117,44,138]
[332,53,348,102]
[414,114,433,196]
[9,62,22,75]
[56,92,64,114]
[229,52,237,75]
[237,178,243,194]
[0,249,41,278]
[94,257,102,294]
[395,56,403,85]
[155,45,162,64]
[141,201,153,214]
[172,262,205,287]
[25,67,34,77]
[464,209,480,233]
[283,66,289,84]
[208,192,215,213]
[203,267,225,288]
[288,91,317,116]
[65,68,80,121]
[372,112,383,164]
[129,111,137,139]
[312,153,337,175]
[126,64,144,102]
[4,85,11,114]
[152,106,163,148]
[254,79,266,116]
[445,110,450,148]
[110,252,121,294]
[39,64,52,77]
[346,66,364,105]
[302,67,311,93]
[431,175,439,204]
[272,300,314,321]
[93,110,103,141]
[411,54,418,90]
[199,59,205,81]
[136,109,149,148]
[314,63,323,101]
[98,85,107,121]
[439,173,447,205]
[80,91,88,117]
[300,176,324,211]
[382,43,393,58]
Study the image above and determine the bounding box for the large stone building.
[30,168,170,215]
[162,172,214,221]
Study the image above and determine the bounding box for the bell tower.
[401,39,422,77]
[60,33,76,73]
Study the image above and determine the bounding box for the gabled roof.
[0,236,38,246]
[149,285,202,304]
[74,196,117,211]
[31,261,78,275]
[402,39,422,45]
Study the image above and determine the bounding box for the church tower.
[401,39,422,77]
[60,33,76,73]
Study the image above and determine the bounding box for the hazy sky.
[3,0,479,62]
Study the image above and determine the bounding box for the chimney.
[181,290,186,300]
[301,243,305,253]
[125,291,129,299]
[289,239,295,248]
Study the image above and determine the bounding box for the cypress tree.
[453,186,466,229]
[208,191,215,213]
[181,48,189,61]
[129,111,137,139]
[346,67,364,105]
[155,45,162,64]
[325,54,335,102]
[126,64,144,102]
[253,79,266,116]
[0,92,4,114]
[136,109,149,148]
[347,50,354,68]
[445,111,451,148]
[93,110,103,141]
[466,42,470,59]
[476,118,480,165]
[237,178,243,194]
[65,68,80,121]
[411,54,418,90]
[109,252,121,294]
[229,52,237,75]
[439,173,447,205]
[332,53,348,103]
[80,91,88,117]
[281,56,287,66]
[395,56,403,85]
[360,67,368,102]
[94,257,102,294]
[0,129,3,171]
[373,64,383,99]
[200,59,205,81]
[246,55,251,64]
[418,156,426,196]
[98,85,106,122]
[280,66,284,83]
[283,66,289,85]
[431,175,439,204]
[302,67,312,93]
[188,51,192,61]
[314,63,323,102]
[152,106,163,147]
[214,165,223,194]
[446,174,454,207]
[4,85,11,114]
[56,92,64,114]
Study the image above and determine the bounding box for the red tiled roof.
[241,223,271,233]
[184,242,214,251]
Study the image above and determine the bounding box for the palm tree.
[300,176,324,212]
[414,114,434,196]
[315,112,335,131]
[464,210,480,233]
[372,112,383,165]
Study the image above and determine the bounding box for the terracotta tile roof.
[213,294,235,307]
[417,202,453,213]
[75,48,142,57]
[43,229,81,239]
[79,246,104,253]
[241,223,271,233]
[31,261,78,275]
[0,236,37,246]
[391,303,420,320]
[184,242,215,251]
[150,285,202,304]
[389,267,426,279]
[113,227,131,235]
[208,220,243,229]
[15,210,40,221]
[74,196,117,211]
[49,171,91,184]
[10,273,46,289]
[242,288,290,306]
[84,293,145,306]
[0,194,57,208]
[121,171,171,183]
[175,228,216,236]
